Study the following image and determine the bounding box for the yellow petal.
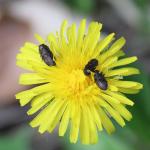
[19,73,47,85]
[34,33,45,44]
[100,56,118,71]
[100,37,126,63]
[110,56,137,68]
[16,84,51,106]
[70,102,81,143]
[106,91,134,106]
[77,19,86,49]
[100,93,120,104]
[90,104,102,131]
[119,88,140,94]
[112,50,125,58]
[28,60,50,75]
[59,103,70,136]
[38,100,65,133]
[47,33,59,55]
[20,44,38,53]
[106,67,140,77]
[100,101,125,127]
[16,60,33,71]
[82,22,101,55]
[28,93,53,115]
[15,91,34,106]
[86,23,102,57]
[87,106,98,144]
[48,101,68,133]
[80,105,90,144]
[59,20,68,51]
[110,80,143,89]
[108,85,118,92]
[67,23,76,50]
[93,96,108,108]
[30,100,56,128]
[17,52,40,61]
[24,42,38,49]
[93,33,115,57]
[111,103,132,121]
[98,107,115,134]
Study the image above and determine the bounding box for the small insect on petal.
[84,59,98,75]
[39,44,56,66]
[94,70,108,90]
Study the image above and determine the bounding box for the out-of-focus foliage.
[127,65,150,142]
[0,126,32,150]
[134,0,149,10]
[64,132,134,150]
[134,0,150,35]
[63,0,95,14]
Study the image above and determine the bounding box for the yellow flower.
[16,19,143,144]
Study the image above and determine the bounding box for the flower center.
[66,69,91,96]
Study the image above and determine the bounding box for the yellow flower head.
[16,19,143,144]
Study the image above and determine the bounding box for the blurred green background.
[0,0,150,150]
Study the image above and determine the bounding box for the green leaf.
[63,132,134,150]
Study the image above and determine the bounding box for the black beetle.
[83,58,98,75]
[39,44,56,66]
[94,70,108,90]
